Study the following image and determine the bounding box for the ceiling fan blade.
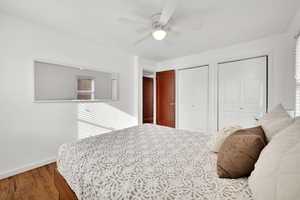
[173,22,203,32]
[136,27,152,34]
[160,0,180,26]
[133,33,151,46]
[118,17,148,26]
[169,29,180,36]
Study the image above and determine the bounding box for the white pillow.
[277,142,300,200]
[261,104,293,141]
[207,125,242,153]
[249,117,300,200]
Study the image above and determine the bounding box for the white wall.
[158,33,296,132]
[0,13,139,179]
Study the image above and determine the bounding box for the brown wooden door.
[143,77,154,123]
[156,70,175,128]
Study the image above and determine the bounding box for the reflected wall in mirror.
[34,61,119,102]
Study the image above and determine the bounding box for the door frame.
[217,55,269,130]
[176,65,210,131]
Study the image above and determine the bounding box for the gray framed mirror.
[34,60,119,102]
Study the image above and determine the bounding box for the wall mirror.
[34,61,119,102]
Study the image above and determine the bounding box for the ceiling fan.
[118,0,202,46]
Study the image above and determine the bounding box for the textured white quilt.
[57,124,253,200]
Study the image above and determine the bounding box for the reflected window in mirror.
[77,78,95,100]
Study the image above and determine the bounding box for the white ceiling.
[0,0,299,61]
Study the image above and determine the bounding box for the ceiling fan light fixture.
[152,29,167,40]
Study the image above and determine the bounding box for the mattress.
[57,124,253,200]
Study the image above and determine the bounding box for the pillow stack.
[213,104,299,200]
[214,104,295,176]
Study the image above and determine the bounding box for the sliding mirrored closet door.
[178,66,209,132]
[218,56,268,129]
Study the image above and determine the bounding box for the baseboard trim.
[0,157,56,180]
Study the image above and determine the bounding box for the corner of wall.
[287,6,300,37]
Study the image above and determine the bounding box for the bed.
[56,124,253,200]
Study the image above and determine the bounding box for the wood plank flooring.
[0,163,59,200]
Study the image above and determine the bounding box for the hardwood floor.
[0,163,59,200]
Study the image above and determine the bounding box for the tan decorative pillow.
[217,126,267,179]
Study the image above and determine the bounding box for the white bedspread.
[57,124,253,200]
